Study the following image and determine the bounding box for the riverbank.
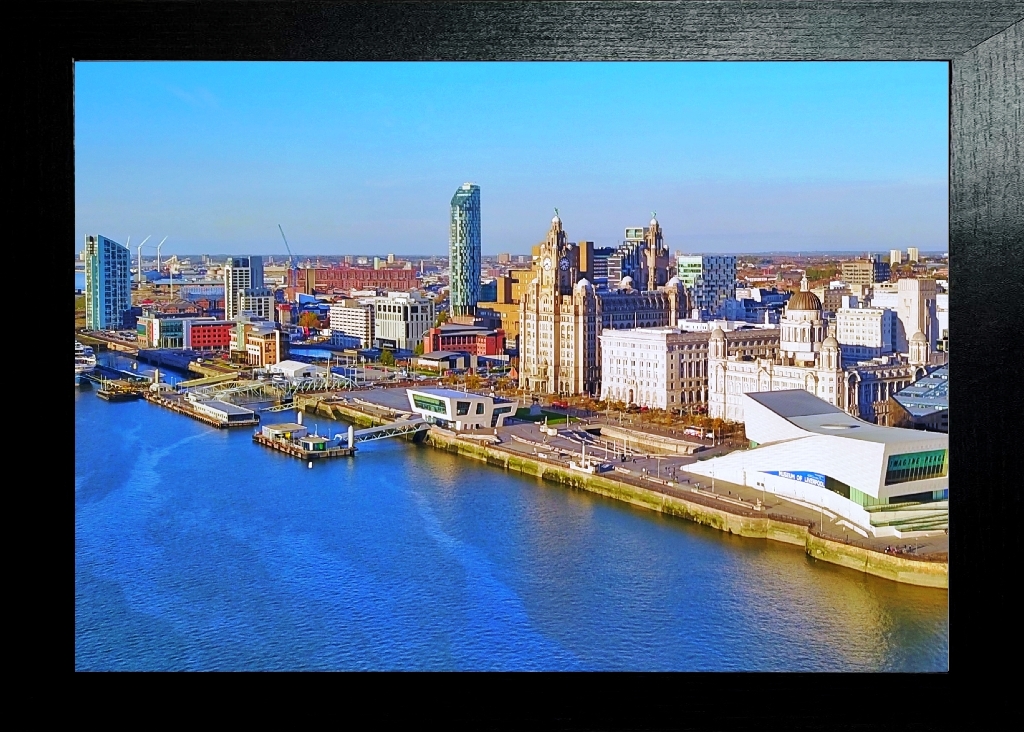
[426,429,947,589]
[293,397,947,589]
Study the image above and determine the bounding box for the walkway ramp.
[176,372,240,389]
[353,417,428,444]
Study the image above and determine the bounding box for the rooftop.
[746,390,934,445]
[419,350,466,360]
[264,422,305,432]
[893,365,949,416]
[409,387,490,401]
[203,400,256,416]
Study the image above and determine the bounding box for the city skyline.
[76,61,948,256]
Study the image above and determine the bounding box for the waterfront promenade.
[298,386,948,588]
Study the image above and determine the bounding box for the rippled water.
[75,377,948,671]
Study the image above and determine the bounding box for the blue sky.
[75,62,948,256]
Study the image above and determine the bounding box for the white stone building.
[600,326,779,410]
[709,277,932,424]
[869,278,938,352]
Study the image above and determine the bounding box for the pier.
[251,416,428,461]
[253,431,356,460]
[142,391,260,428]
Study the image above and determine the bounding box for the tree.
[380,348,395,367]
[298,311,320,329]
[433,310,449,327]
[414,341,424,356]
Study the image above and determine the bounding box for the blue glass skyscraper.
[84,234,131,330]
[449,182,481,317]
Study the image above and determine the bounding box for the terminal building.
[683,390,948,537]
[406,388,518,432]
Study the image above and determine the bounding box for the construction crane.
[278,225,295,268]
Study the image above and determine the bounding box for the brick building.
[288,265,417,296]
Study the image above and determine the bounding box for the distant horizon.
[76,247,949,264]
[76,62,948,256]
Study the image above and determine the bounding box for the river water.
[75,356,948,671]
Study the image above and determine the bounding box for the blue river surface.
[75,363,948,671]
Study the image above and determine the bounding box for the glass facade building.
[676,254,737,317]
[84,234,131,330]
[449,183,481,317]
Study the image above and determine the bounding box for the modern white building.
[835,305,897,363]
[406,388,518,431]
[907,247,920,263]
[675,254,737,317]
[263,359,328,382]
[84,234,132,330]
[225,256,273,320]
[329,299,375,348]
[890,249,903,265]
[684,390,948,537]
[870,278,938,352]
[373,291,435,350]
[188,398,259,425]
[936,291,949,348]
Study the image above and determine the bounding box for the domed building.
[709,275,932,424]
[708,275,845,422]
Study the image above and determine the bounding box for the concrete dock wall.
[426,429,947,590]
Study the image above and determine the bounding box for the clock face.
[542,257,552,271]
[559,257,570,271]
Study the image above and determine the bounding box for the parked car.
[551,400,569,409]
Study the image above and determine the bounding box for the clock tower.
[520,210,592,395]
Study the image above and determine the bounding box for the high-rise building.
[519,213,685,396]
[676,254,737,317]
[224,256,272,320]
[907,247,920,263]
[840,256,889,287]
[84,234,131,330]
[890,249,903,265]
[449,182,481,317]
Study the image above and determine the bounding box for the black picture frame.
[40,0,1023,725]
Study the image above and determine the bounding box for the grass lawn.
[514,408,575,425]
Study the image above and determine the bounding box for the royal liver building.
[519,212,687,397]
